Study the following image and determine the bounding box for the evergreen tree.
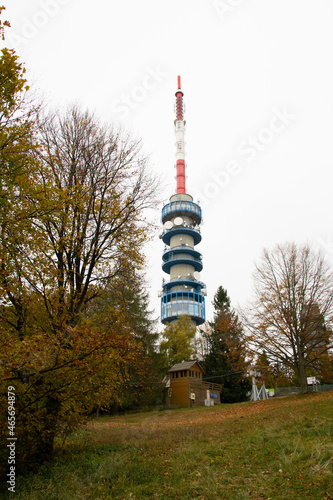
[202,286,251,403]
[212,286,230,313]
[85,272,161,411]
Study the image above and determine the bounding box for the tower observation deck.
[160,77,206,325]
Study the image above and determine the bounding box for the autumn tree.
[314,353,333,384]
[160,315,197,369]
[0,5,45,370]
[30,106,157,329]
[0,38,159,472]
[242,242,333,393]
[1,102,159,335]
[254,351,293,388]
[0,38,41,338]
[0,12,46,474]
[201,286,251,403]
[0,6,36,216]
[302,307,333,383]
[85,271,161,411]
[0,5,10,39]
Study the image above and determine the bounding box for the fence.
[274,384,333,397]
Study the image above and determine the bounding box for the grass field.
[4,392,333,499]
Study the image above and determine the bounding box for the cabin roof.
[168,361,204,373]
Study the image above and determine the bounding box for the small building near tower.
[163,361,222,408]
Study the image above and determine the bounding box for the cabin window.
[181,371,183,378]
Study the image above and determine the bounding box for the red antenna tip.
[177,75,181,89]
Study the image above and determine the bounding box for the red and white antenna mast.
[175,76,186,193]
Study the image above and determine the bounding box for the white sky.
[3,0,333,327]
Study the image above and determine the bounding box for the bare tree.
[242,242,333,393]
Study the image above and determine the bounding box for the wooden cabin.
[164,361,221,408]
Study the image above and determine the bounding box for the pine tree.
[84,272,162,411]
[202,286,251,402]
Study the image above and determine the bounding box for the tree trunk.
[295,357,308,393]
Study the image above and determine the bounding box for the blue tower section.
[160,78,206,326]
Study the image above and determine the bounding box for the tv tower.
[160,76,206,326]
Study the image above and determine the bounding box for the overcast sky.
[3,0,333,326]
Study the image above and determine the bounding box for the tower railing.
[162,277,206,290]
[162,254,203,274]
[163,253,201,263]
[162,201,202,222]
[162,226,202,246]
[163,246,202,259]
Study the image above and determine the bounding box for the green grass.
[3,392,333,499]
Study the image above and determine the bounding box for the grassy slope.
[5,392,333,500]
